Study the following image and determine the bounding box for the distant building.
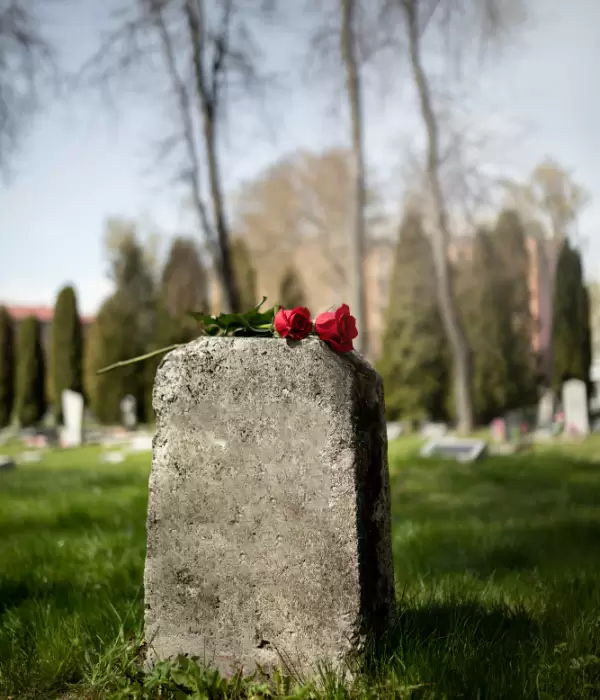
[3,305,95,352]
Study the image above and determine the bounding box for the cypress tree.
[84,294,145,425]
[0,307,15,428]
[143,303,201,422]
[50,286,83,423]
[231,238,257,311]
[142,239,207,421]
[463,228,514,422]
[581,285,593,397]
[278,266,306,308]
[491,209,537,411]
[552,241,588,389]
[377,210,449,421]
[15,316,46,427]
[161,237,208,316]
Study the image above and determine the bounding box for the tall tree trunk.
[341,0,368,357]
[185,0,241,313]
[404,0,474,432]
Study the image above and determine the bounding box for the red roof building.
[4,305,95,325]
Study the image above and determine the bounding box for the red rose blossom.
[315,304,358,353]
[274,306,313,340]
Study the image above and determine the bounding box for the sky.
[1,0,599,316]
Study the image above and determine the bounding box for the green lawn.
[2,439,600,698]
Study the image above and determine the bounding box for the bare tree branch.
[0,0,58,173]
[75,0,276,312]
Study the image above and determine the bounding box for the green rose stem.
[96,344,184,375]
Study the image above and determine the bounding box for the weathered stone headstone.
[536,389,555,430]
[562,379,589,435]
[145,337,396,677]
[61,390,84,447]
[120,395,138,431]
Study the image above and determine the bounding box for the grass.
[1,439,600,698]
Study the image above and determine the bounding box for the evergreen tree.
[491,209,537,411]
[231,238,257,311]
[141,237,208,421]
[552,241,590,389]
[0,307,15,428]
[102,222,158,422]
[581,285,593,397]
[161,237,208,316]
[15,316,46,427]
[84,294,145,425]
[278,266,306,308]
[456,210,536,423]
[50,285,83,423]
[463,228,514,422]
[105,220,157,350]
[377,211,449,421]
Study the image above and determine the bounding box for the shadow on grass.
[362,592,600,699]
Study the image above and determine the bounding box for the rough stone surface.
[144,337,395,677]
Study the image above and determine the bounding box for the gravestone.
[504,410,524,442]
[562,379,589,435]
[19,450,43,464]
[0,455,16,470]
[420,436,487,462]
[61,390,84,447]
[145,337,396,678]
[536,389,555,430]
[386,422,403,441]
[120,395,138,431]
[129,434,153,452]
[490,418,506,442]
[101,451,126,464]
[420,421,448,440]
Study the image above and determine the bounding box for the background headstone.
[562,379,589,435]
[19,450,43,464]
[420,421,448,440]
[536,389,556,430]
[101,451,126,464]
[0,456,16,470]
[60,390,84,447]
[490,417,506,442]
[386,422,403,441]
[128,434,153,452]
[120,395,138,431]
[504,409,524,442]
[145,337,396,677]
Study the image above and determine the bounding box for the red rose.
[315,304,358,353]
[274,306,313,340]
